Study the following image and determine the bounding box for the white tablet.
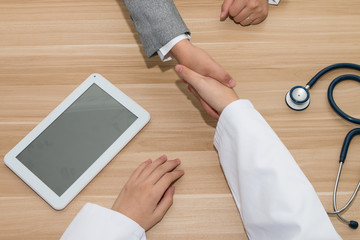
[4,74,150,210]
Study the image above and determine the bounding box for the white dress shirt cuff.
[269,0,280,5]
[60,203,146,240]
[157,34,191,62]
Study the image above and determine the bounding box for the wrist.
[170,39,192,63]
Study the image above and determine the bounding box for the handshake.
[170,39,239,120]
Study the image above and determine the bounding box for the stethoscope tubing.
[288,63,360,228]
[307,63,360,88]
[327,162,360,215]
[327,74,360,124]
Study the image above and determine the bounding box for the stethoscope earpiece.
[349,220,359,229]
[285,86,310,111]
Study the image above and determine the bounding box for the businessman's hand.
[175,64,239,119]
[170,39,235,88]
[112,155,184,231]
[220,0,268,26]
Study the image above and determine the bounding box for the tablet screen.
[16,84,138,196]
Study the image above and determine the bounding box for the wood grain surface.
[0,0,359,239]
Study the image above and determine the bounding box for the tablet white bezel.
[4,74,150,210]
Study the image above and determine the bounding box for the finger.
[140,155,168,179]
[148,159,181,185]
[199,98,220,120]
[175,65,205,91]
[176,53,234,88]
[239,15,254,26]
[188,85,220,119]
[220,0,234,20]
[177,64,230,93]
[250,16,263,25]
[153,186,175,222]
[176,65,239,114]
[177,65,231,95]
[155,170,184,197]
[186,84,191,93]
[251,12,267,25]
[201,51,235,87]
[207,62,234,88]
[229,0,246,18]
[129,158,152,181]
[233,7,252,24]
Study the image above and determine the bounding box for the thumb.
[207,61,235,88]
[220,0,234,20]
[175,64,205,90]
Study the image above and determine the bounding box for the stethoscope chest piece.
[285,86,310,111]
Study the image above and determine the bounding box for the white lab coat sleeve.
[60,203,146,240]
[213,100,342,240]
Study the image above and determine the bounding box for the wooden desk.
[0,0,359,239]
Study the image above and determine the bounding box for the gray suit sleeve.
[123,0,190,58]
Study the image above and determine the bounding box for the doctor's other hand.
[175,64,239,119]
[220,0,268,26]
[111,155,184,231]
[170,39,235,88]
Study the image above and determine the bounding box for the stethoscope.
[285,63,360,229]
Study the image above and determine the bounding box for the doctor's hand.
[111,155,184,231]
[170,39,235,88]
[175,64,239,119]
[220,0,268,26]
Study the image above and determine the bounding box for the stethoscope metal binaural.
[285,63,360,229]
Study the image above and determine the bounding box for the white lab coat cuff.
[214,99,254,150]
[157,34,191,62]
[60,203,146,240]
